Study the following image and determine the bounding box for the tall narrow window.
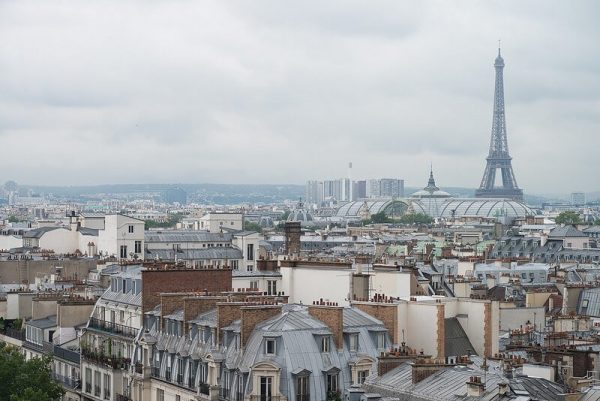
[296,375,309,401]
[327,373,338,394]
[103,373,111,400]
[349,334,358,352]
[321,337,330,353]
[135,241,142,254]
[259,376,272,401]
[247,244,254,261]
[120,245,127,258]
[128,225,134,233]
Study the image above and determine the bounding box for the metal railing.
[53,346,80,364]
[1,328,25,341]
[199,383,210,395]
[116,394,132,401]
[250,395,281,401]
[88,317,139,338]
[53,373,80,389]
[81,348,131,370]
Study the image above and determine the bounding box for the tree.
[368,212,391,224]
[399,213,434,225]
[7,216,19,223]
[0,342,64,401]
[555,211,582,225]
[243,221,262,233]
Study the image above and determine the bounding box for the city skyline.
[1,1,599,193]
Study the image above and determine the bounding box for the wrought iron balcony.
[53,373,80,389]
[116,394,132,401]
[81,347,131,370]
[199,383,211,395]
[88,317,139,338]
[249,395,281,401]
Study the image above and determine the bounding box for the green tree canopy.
[243,220,262,233]
[0,342,64,401]
[555,211,582,225]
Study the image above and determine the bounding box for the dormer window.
[348,334,359,352]
[265,339,276,355]
[321,337,330,353]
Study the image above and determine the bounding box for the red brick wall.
[353,303,398,345]
[483,302,492,357]
[436,304,445,359]
[141,269,232,314]
[308,306,344,350]
[216,302,245,345]
[240,305,282,349]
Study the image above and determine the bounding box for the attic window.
[265,339,276,355]
[582,299,589,308]
[321,337,330,353]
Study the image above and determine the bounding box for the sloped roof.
[445,318,476,357]
[549,225,587,238]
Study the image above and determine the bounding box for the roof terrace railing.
[88,317,139,338]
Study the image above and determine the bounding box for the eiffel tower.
[475,47,523,201]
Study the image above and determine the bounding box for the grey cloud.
[0,0,598,194]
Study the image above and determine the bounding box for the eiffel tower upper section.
[475,47,523,201]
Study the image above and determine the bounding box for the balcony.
[249,396,281,401]
[88,317,139,338]
[53,346,81,364]
[81,347,131,370]
[116,395,132,401]
[199,383,210,396]
[0,327,25,341]
[53,373,80,389]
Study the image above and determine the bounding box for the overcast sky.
[1,1,599,194]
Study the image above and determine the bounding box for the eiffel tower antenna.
[475,45,523,201]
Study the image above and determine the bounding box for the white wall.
[281,265,352,306]
[38,228,79,254]
[398,302,440,357]
[0,235,23,250]
[370,270,413,298]
[98,215,144,259]
[499,307,545,331]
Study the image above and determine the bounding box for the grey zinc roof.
[22,226,64,238]
[28,315,57,329]
[78,226,99,236]
[445,318,476,357]
[578,287,600,317]
[549,225,587,238]
[145,231,233,243]
[144,247,243,261]
[580,386,600,401]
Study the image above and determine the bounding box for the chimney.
[308,304,344,350]
[466,376,485,397]
[284,222,302,255]
[498,382,509,396]
[353,302,398,345]
[183,296,226,332]
[411,359,445,383]
[160,293,193,330]
[216,302,245,345]
[240,304,282,349]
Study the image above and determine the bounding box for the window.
[376,332,385,349]
[94,371,101,396]
[247,244,255,261]
[120,310,125,323]
[326,373,338,393]
[189,360,198,388]
[85,368,92,393]
[135,241,142,254]
[250,281,259,290]
[357,370,369,384]
[265,339,276,355]
[349,334,358,352]
[156,389,165,401]
[267,280,277,296]
[103,373,110,399]
[296,375,309,401]
[120,245,127,258]
[247,265,254,272]
[176,396,181,401]
[259,376,272,401]
[128,225,134,233]
[321,337,330,353]
[232,260,239,270]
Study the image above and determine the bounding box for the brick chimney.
[216,302,245,345]
[183,295,226,332]
[411,358,447,384]
[284,222,301,255]
[308,304,344,350]
[352,302,398,345]
[240,304,282,349]
[161,293,195,330]
[466,376,485,397]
